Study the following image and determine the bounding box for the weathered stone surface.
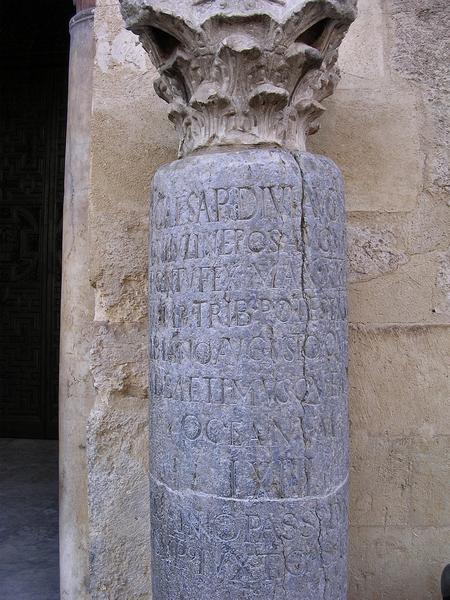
[349,325,450,440]
[349,252,446,324]
[309,0,424,213]
[120,0,357,156]
[311,86,424,213]
[84,3,175,598]
[349,525,450,600]
[115,2,354,597]
[74,1,449,599]
[60,9,95,600]
[149,148,348,599]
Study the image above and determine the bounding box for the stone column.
[120,2,357,599]
[60,4,95,599]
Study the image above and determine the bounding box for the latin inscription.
[150,369,345,407]
[150,329,345,366]
[153,185,296,231]
[151,483,347,585]
[148,151,348,598]
[150,259,346,294]
[150,176,346,492]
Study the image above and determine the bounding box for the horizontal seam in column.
[149,473,348,504]
[349,322,449,329]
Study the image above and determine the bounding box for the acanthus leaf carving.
[120,0,357,156]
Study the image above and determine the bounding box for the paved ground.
[0,439,59,600]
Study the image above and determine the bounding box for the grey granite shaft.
[149,148,348,600]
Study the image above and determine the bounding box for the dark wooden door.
[0,0,73,439]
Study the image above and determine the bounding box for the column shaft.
[149,148,348,600]
[59,9,95,599]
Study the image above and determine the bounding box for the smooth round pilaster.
[59,8,95,600]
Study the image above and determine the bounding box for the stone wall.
[86,2,176,597]
[79,0,449,598]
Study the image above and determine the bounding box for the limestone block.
[349,432,411,528]
[309,87,424,213]
[433,251,450,317]
[349,325,450,438]
[349,525,450,600]
[408,435,450,528]
[338,0,386,88]
[389,0,450,197]
[350,432,450,531]
[348,253,446,324]
[347,223,408,283]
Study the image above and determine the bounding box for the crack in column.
[314,506,328,599]
[293,152,312,496]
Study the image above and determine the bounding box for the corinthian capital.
[120,0,357,156]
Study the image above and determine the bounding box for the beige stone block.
[309,86,424,212]
[347,223,408,283]
[338,0,386,89]
[351,433,450,530]
[408,435,450,528]
[349,526,449,600]
[433,250,450,317]
[349,325,450,437]
[87,395,150,598]
[352,434,450,528]
[404,196,450,257]
[349,253,444,324]
[350,432,411,528]
[89,322,149,399]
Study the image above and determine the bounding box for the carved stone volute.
[119,0,356,154]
